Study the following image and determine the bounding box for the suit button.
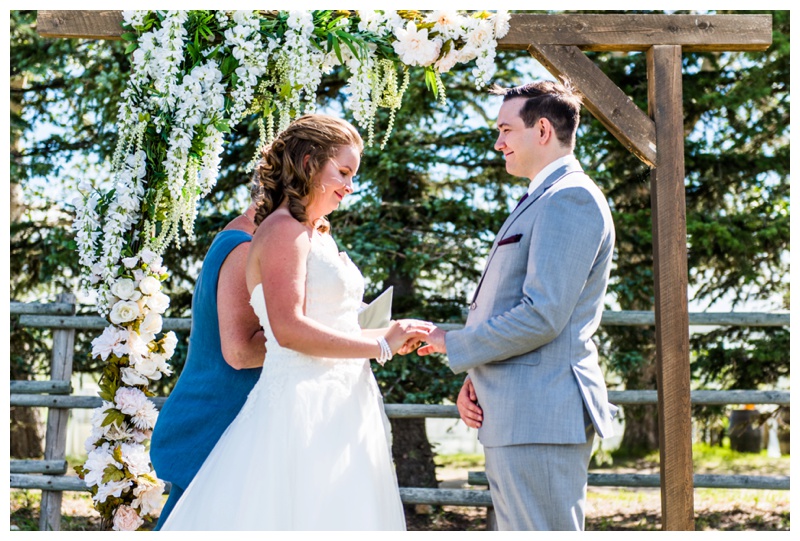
[470,302,477,310]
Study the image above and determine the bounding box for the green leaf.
[124,43,138,55]
[120,32,139,42]
[101,464,125,484]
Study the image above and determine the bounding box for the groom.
[419,80,618,530]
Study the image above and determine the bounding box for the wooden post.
[39,293,76,532]
[647,45,695,530]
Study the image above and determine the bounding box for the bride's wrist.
[375,336,392,366]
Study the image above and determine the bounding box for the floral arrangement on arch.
[72,9,510,530]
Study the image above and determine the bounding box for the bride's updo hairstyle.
[252,114,363,230]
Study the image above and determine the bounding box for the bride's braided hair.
[252,114,363,231]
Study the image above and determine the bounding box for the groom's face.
[495,98,540,180]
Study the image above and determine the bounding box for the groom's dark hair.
[490,79,583,148]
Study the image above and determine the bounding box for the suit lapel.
[494,162,582,243]
[468,161,584,309]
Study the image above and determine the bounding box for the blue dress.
[150,229,262,528]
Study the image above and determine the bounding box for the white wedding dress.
[162,233,406,530]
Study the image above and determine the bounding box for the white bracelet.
[376,336,392,366]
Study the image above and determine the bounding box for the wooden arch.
[36,11,773,531]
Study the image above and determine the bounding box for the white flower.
[393,21,442,67]
[91,326,127,361]
[426,10,463,39]
[121,256,139,268]
[83,443,120,487]
[120,442,151,477]
[126,330,151,362]
[131,400,159,430]
[466,19,494,50]
[146,290,170,314]
[138,275,161,295]
[114,386,149,416]
[139,311,163,338]
[161,331,178,356]
[493,10,511,39]
[109,300,141,325]
[139,249,157,264]
[95,479,133,504]
[132,478,165,516]
[435,46,460,74]
[121,367,149,386]
[113,504,144,531]
[110,277,137,300]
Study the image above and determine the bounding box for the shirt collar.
[527,155,580,196]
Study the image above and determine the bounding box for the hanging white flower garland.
[72,9,510,530]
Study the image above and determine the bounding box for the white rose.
[146,291,170,314]
[110,278,137,300]
[121,367,149,386]
[139,311,163,337]
[109,300,140,325]
[138,275,161,295]
[161,331,178,357]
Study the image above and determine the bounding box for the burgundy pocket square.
[497,233,523,246]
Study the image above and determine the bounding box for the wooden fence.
[9,298,790,530]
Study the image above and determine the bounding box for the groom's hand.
[457,378,483,429]
[417,326,446,356]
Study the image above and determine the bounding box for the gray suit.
[446,160,617,530]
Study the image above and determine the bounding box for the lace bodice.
[249,232,365,363]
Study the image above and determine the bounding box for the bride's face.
[307,145,360,219]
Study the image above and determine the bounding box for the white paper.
[357,286,393,329]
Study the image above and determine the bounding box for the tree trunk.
[620,359,660,454]
[10,406,43,458]
[390,417,438,513]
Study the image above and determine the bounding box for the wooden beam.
[37,12,772,54]
[647,45,694,531]
[500,13,772,52]
[37,10,125,40]
[529,44,657,167]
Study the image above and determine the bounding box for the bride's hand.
[384,319,433,357]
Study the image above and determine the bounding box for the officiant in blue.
[150,184,265,530]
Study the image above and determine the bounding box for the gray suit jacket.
[446,161,618,447]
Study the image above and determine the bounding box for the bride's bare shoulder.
[253,210,312,248]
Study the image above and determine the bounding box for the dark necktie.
[514,192,529,211]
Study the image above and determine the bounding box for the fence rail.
[10,390,791,411]
[9,299,790,530]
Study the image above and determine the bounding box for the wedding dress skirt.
[162,234,405,530]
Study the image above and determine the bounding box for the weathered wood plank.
[499,14,772,52]
[529,44,656,167]
[37,10,125,40]
[10,460,68,475]
[11,390,789,410]
[18,315,191,332]
[468,472,790,491]
[37,12,772,53]
[10,380,72,395]
[399,487,493,506]
[40,293,76,532]
[648,44,694,532]
[600,311,790,327]
[10,302,75,316]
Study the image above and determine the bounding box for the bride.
[161,114,431,530]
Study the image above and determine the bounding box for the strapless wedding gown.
[162,233,405,530]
